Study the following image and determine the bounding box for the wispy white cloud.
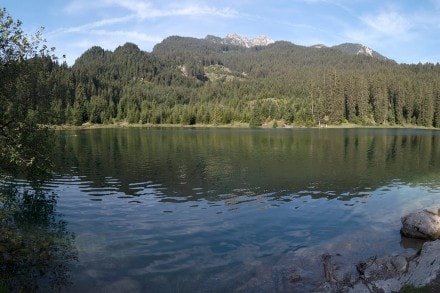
[158,4,237,18]
[53,0,238,64]
[122,1,238,19]
[345,4,440,45]
[90,29,163,43]
[292,0,359,12]
[64,0,237,19]
[343,7,415,47]
[340,3,440,63]
[68,29,162,52]
[56,1,238,39]
[64,0,142,14]
[48,15,135,37]
[50,28,163,65]
[361,10,413,40]
[64,0,114,14]
[12,0,439,65]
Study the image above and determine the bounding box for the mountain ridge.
[57,32,440,129]
[153,33,390,62]
[330,43,388,60]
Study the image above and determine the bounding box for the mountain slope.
[331,43,389,60]
[152,35,243,57]
[56,33,440,129]
[151,35,394,81]
[153,34,390,62]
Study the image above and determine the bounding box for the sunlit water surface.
[43,128,440,291]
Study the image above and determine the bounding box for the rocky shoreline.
[311,207,440,292]
[316,240,440,292]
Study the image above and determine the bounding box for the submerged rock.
[316,240,440,292]
[356,255,407,281]
[401,207,440,240]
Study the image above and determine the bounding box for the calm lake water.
[25,128,440,291]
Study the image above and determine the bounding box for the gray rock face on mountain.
[401,207,440,239]
[206,33,274,48]
[329,43,389,60]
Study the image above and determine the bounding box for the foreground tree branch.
[0,7,55,179]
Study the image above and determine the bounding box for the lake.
[11,128,440,292]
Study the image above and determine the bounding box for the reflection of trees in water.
[0,179,77,291]
[56,129,440,202]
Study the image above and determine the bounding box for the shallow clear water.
[33,128,440,291]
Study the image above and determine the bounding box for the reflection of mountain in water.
[0,180,77,291]
[54,128,440,202]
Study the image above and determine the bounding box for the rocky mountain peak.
[206,34,274,48]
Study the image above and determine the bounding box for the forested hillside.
[15,35,440,127]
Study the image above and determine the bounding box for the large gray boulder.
[405,240,440,287]
[401,207,440,240]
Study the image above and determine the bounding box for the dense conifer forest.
[11,35,440,128]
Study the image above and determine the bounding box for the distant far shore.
[50,121,439,131]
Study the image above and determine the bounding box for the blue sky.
[2,0,440,65]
